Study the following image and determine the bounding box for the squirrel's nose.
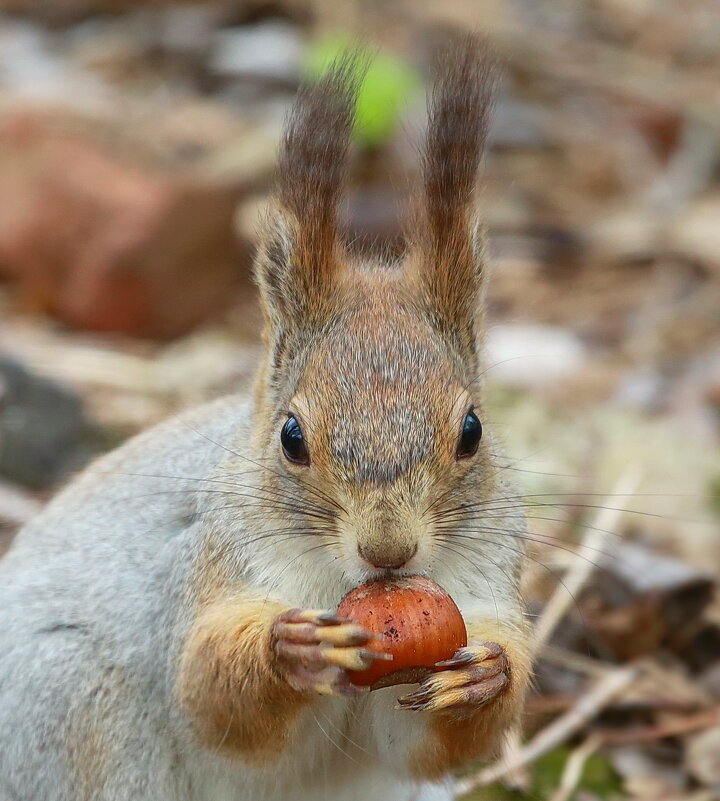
[358,542,417,570]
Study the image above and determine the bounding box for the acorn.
[337,576,467,689]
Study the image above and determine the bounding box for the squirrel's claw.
[272,608,389,698]
[280,608,353,626]
[274,620,378,647]
[434,641,503,668]
[396,642,509,713]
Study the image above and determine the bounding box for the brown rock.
[583,541,715,660]
[0,111,245,338]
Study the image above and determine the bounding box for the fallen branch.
[531,467,642,654]
[598,705,720,746]
[468,469,642,797]
[549,733,604,801]
[454,663,640,796]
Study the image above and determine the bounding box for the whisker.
[106,472,337,522]
[422,484,458,518]
[313,707,374,758]
[436,524,616,570]
[434,535,521,600]
[310,710,363,767]
[261,542,340,608]
[174,416,347,515]
[433,541,500,624]
[437,534,589,636]
[434,509,626,543]
[489,457,582,479]
[434,496,706,527]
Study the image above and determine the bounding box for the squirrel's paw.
[396,642,509,714]
[272,608,392,697]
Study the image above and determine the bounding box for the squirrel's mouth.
[359,563,423,583]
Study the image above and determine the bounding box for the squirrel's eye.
[456,410,482,459]
[281,415,310,466]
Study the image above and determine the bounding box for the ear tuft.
[254,53,366,336]
[410,37,498,356]
[424,37,497,238]
[278,53,366,253]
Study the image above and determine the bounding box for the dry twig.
[473,469,642,797]
[531,467,642,654]
[549,733,604,801]
[599,705,720,746]
[455,664,640,795]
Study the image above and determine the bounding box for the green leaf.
[303,35,422,148]
[460,747,622,801]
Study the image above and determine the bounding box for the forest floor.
[0,2,719,799]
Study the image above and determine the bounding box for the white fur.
[0,396,523,800]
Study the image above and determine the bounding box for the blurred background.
[0,1,719,799]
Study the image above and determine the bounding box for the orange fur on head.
[408,39,497,356]
[253,42,497,432]
[249,39,502,575]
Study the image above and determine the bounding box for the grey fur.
[0,392,525,801]
[0,41,526,801]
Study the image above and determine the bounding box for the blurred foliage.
[463,747,622,801]
[709,473,720,516]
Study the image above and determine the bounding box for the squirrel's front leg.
[397,620,532,780]
[177,599,387,761]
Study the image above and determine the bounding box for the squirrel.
[0,39,531,801]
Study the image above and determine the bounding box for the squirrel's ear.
[408,39,497,356]
[254,56,362,338]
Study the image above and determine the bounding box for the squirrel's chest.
[192,700,378,797]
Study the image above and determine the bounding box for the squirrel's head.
[251,42,501,586]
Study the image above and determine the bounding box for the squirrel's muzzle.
[358,541,418,570]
